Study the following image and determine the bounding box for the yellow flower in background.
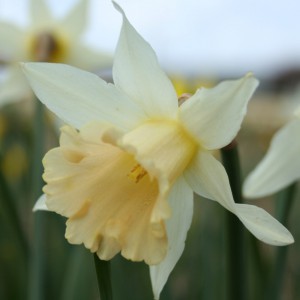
[0,0,112,106]
[23,3,293,299]
[243,105,300,198]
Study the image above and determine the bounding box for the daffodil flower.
[0,0,111,106]
[23,3,293,299]
[243,106,300,198]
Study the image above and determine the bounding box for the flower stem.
[221,140,247,300]
[29,99,46,300]
[94,254,113,300]
[266,183,296,300]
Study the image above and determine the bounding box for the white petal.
[0,22,25,60]
[243,119,300,198]
[112,2,178,118]
[33,194,49,211]
[179,74,259,150]
[30,0,53,27]
[0,65,31,106]
[67,42,112,70]
[235,204,294,245]
[150,177,193,300]
[185,150,294,246]
[60,0,89,38]
[22,62,146,130]
[184,150,235,212]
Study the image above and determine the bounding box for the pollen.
[127,164,147,183]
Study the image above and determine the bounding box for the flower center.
[27,31,68,62]
[127,164,148,183]
[119,119,198,187]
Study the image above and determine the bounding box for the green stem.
[266,183,296,300]
[221,140,247,300]
[275,184,296,223]
[61,248,86,300]
[248,235,269,299]
[94,254,113,300]
[28,99,46,300]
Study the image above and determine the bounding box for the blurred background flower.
[0,0,112,106]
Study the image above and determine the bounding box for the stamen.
[127,164,147,183]
[29,32,67,62]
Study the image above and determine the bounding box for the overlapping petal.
[112,2,178,119]
[118,120,197,187]
[184,150,293,245]
[179,74,259,150]
[184,150,234,211]
[243,118,300,198]
[22,63,146,130]
[44,124,168,264]
[105,119,197,224]
[150,177,193,300]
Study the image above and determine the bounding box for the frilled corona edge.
[43,119,197,265]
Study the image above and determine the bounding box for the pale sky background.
[1,0,300,78]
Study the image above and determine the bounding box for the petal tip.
[33,194,49,212]
[287,235,295,245]
[242,173,273,199]
[245,71,255,78]
[112,1,123,15]
[275,232,295,246]
[242,183,258,199]
[245,72,259,85]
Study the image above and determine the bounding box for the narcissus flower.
[23,3,293,299]
[243,106,300,198]
[0,0,111,105]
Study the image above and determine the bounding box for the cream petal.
[22,62,146,130]
[179,74,259,150]
[112,2,178,118]
[33,194,49,211]
[30,0,53,27]
[67,42,112,70]
[60,0,89,38]
[184,150,235,212]
[113,119,197,223]
[0,65,32,106]
[0,22,25,60]
[150,177,193,300]
[243,119,300,198]
[43,124,169,264]
[235,204,294,245]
